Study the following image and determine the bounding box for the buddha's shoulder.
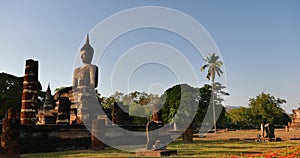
[75,64,98,70]
[74,67,81,72]
[85,64,98,69]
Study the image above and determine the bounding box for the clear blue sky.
[0,1,299,113]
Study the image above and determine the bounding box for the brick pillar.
[152,104,162,122]
[20,59,39,125]
[1,108,20,157]
[112,102,129,125]
[56,97,71,124]
[91,119,105,150]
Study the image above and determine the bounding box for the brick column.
[91,119,105,150]
[20,59,39,125]
[1,108,20,157]
[56,97,71,124]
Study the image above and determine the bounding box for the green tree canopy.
[0,72,44,118]
[196,83,228,129]
[0,73,23,118]
[249,93,287,124]
[159,83,228,130]
[160,84,199,126]
[99,91,159,125]
[227,107,255,128]
[227,93,291,129]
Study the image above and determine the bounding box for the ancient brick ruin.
[112,102,132,125]
[288,108,300,131]
[37,84,56,125]
[1,36,179,156]
[20,59,39,125]
[0,108,20,157]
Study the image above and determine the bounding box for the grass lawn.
[21,139,300,158]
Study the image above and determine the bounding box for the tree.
[227,107,256,129]
[0,73,23,118]
[196,83,229,130]
[0,72,44,118]
[99,91,124,110]
[160,84,199,130]
[100,96,115,109]
[111,91,124,103]
[122,91,158,125]
[200,53,223,133]
[213,82,229,128]
[129,91,151,105]
[226,93,290,129]
[249,93,288,125]
[54,86,69,93]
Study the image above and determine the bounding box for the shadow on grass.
[22,139,300,157]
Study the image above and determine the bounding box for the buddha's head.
[80,34,94,64]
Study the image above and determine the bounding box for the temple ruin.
[288,108,300,131]
[20,59,39,125]
[0,35,178,157]
[37,84,56,125]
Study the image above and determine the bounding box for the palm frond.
[201,53,223,81]
[200,64,209,72]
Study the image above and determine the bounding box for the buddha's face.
[80,50,92,64]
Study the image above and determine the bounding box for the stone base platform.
[135,149,177,157]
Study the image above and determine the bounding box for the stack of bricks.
[56,97,71,124]
[20,59,39,125]
[112,102,129,125]
[288,108,300,131]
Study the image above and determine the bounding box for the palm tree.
[200,53,223,133]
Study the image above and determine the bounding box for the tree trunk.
[182,122,193,144]
[212,79,217,133]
